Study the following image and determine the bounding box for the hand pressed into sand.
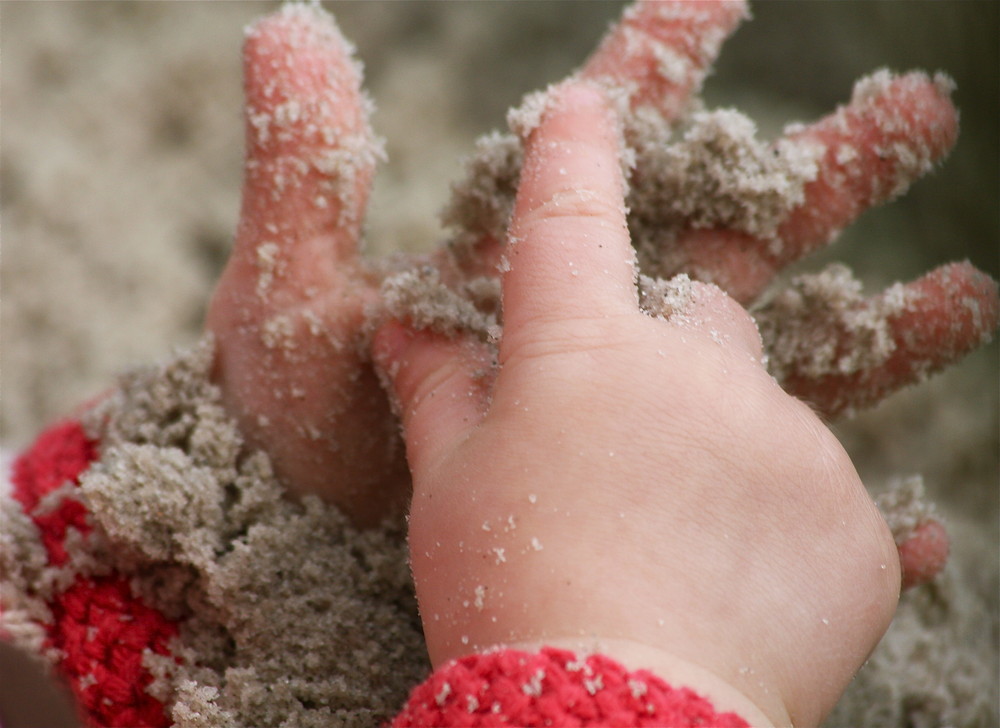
[375,83,902,728]
[205,0,996,554]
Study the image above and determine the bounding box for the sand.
[2,3,997,726]
[1,338,429,727]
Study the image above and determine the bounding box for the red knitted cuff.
[7,420,178,728]
[391,647,751,727]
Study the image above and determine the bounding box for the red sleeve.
[391,646,750,728]
[5,420,178,728]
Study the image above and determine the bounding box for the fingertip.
[581,0,748,120]
[886,262,999,368]
[853,70,959,161]
[240,3,378,251]
[774,71,959,271]
[244,3,356,106]
[899,519,949,590]
[759,262,997,418]
[822,68,959,187]
[549,82,615,124]
[509,80,608,141]
[243,4,365,150]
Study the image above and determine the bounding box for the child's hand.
[201,2,995,533]
[375,83,901,727]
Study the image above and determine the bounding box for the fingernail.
[508,80,608,141]
[557,81,607,112]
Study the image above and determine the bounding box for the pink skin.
[205,6,409,527]
[898,521,950,590]
[205,0,992,605]
[779,262,1000,418]
[581,0,750,120]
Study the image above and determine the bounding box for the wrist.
[505,637,784,728]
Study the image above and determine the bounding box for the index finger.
[502,82,638,340]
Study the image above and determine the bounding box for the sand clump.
[381,266,495,339]
[755,263,905,384]
[439,131,523,269]
[628,107,822,275]
[4,339,429,728]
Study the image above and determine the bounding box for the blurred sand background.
[2,0,997,715]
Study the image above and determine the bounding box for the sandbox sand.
[2,3,997,726]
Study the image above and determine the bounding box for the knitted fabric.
[3,338,434,728]
[11,419,97,566]
[391,647,751,727]
[8,420,178,728]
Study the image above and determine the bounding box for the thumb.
[372,321,493,474]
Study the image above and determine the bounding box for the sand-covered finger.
[582,0,748,122]
[758,262,998,418]
[236,4,381,300]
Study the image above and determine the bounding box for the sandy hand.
[432,0,994,589]
[206,5,408,527]
[205,1,996,538]
[375,83,902,728]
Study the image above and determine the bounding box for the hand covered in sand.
[374,83,901,728]
[205,1,997,533]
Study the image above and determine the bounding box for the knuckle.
[525,187,625,228]
[502,314,638,363]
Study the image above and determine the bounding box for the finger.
[373,321,493,475]
[581,0,748,123]
[875,477,949,589]
[503,82,636,340]
[224,4,380,311]
[777,71,958,266]
[898,519,949,590]
[759,262,999,418]
[440,1,748,287]
[662,71,959,304]
[204,5,396,526]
